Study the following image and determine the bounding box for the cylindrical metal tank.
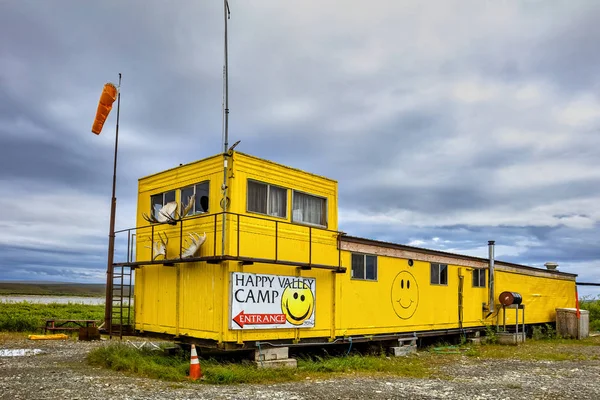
[499,291,522,306]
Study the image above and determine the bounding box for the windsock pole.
[104,73,122,336]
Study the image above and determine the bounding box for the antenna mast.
[220,0,231,256]
[223,0,230,153]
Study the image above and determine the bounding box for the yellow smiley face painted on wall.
[281,281,314,325]
[391,270,419,319]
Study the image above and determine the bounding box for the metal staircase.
[110,264,133,339]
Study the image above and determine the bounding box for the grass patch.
[299,354,433,378]
[87,344,189,381]
[202,360,298,384]
[0,301,104,332]
[468,335,600,361]
[0,331,30,345]
[87,343,439,384]
[88,343,299,384]
[531,323,558,340]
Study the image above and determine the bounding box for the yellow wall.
[335,253,575,337]
[135,262,226,341]
[132,151,577,344]
[494,270,575,325]
[337,256,463,335]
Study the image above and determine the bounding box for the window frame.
[246,179,288,219]
[180,180,210,217]
[150,190,176,219]
[351,253,378,281]
[472,268,486,288]
[430,263,448,286]
[291,189,328,229]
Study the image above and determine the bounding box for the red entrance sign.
[232,310,286,328]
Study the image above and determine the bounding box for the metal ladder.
[111,264,133,339]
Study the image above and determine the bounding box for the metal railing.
[113,211,345,272]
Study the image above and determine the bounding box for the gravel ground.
[1,336,599,400]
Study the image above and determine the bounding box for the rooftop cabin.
[132,151,342,270]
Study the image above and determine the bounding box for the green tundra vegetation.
[580,296,600,331]
[0,302,104,332]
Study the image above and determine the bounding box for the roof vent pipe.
[488,240,495,314]
[544,262,559,271]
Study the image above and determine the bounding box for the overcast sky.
[1,0,598,297]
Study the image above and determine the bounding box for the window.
[430,263,448,285]
[150,190,175,219]
[292,191,327,227]
[247,180,287,218]
[472,269,486,288]
[351,253,377,280]
[181,181,210,216]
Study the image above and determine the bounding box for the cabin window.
[430,263,448,285]
[247,180,287,218]
[472,269,486,287]
[150,190,175,219]
[292,191,327,227]
[351,253,377,281]
[180,181,210,216]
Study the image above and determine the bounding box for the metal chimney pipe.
[488,240,495,313]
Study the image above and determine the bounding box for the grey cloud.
[0,0,598,291]
[344,221,599,273]
[0,135,101,188]
[531,8,600,92]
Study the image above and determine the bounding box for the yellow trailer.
[112,151,577,348]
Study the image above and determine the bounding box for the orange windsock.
[91,83,118,135]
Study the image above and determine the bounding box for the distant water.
[0,295,105,305]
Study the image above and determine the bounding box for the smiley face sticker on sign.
[281,281,315,325]
[390,270,419,319]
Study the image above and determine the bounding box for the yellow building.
[111,151,577,348]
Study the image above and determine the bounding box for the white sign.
[230,272,316,330]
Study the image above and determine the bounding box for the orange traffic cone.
[189,344,202,380]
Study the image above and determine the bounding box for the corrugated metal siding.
[495,271,575,324]
[178,262,223,336]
